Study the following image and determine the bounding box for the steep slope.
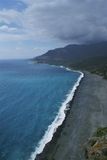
[33,41,107,78]
[33,42,107,65]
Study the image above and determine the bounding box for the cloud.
[0,25,17,32]
[23,0,107,43]
[0,0,107,44]
[0,9,21,24]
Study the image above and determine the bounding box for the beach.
[36,72,107,160]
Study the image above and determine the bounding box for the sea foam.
[29,67,84,160]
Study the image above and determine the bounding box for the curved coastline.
[29,66,84,160]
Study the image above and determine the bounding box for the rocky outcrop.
[85,127,107,160]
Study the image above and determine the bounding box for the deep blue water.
[0,60,80,160]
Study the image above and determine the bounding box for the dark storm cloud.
[0,0,107,43]
[25,0,107,43]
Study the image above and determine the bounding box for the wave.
[29,67,84,160]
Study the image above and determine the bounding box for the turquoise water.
[0,60,80,160]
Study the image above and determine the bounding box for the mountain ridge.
[33,41,107,64]
[33,41,107,78]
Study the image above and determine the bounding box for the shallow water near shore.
[0,60,81,160]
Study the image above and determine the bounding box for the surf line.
[29,65,84,160]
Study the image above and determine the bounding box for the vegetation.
[85,127,107,160]
[33,41,107,79]
[94,128,107,137]
[70,57,107,79]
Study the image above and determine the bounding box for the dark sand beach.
[36,72,107,160]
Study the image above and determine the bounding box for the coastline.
[36,71,107,160]
[29,65,84,160]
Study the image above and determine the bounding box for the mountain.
[33,41,107,78]
[33,42,107,64]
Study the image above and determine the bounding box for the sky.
[0,0,107,59]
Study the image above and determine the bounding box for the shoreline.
[29,65,84,160]
[36,73,84,160]
[36,71,107,160]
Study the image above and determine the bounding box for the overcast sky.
[0,0,107,59]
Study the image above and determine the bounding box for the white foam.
[65,67,71,71]
[60,65,64,68]
[29,67,84,160]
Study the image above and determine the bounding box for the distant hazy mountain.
[33,42,107,65]
[33,41,107,78]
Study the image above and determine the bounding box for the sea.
[0,60,83,160]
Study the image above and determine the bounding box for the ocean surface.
[0,60,81,160]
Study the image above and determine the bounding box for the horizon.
[0,40,107,60]
[0,0,107,59]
